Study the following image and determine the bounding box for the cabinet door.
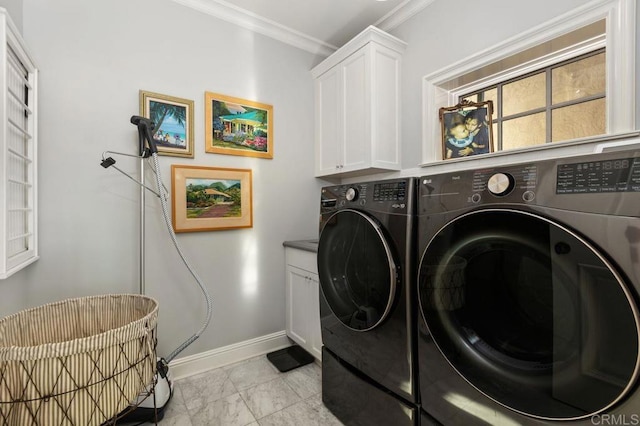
[286,265,310,347]
[370,43,401,170]
[341,47,370,173]
[308,274,323,360]
[315,67,341,176]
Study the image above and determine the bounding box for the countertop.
[283,239,318,253]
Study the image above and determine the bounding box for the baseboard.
[168,331,293,380]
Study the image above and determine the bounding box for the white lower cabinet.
[285,247,322,360]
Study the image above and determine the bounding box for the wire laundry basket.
[0,294,158,425]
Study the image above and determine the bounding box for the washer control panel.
[471,165,538,195]
[556,156,640,193]
[321,179,412,214]
[420,162,539,212]
[419,149,640,217]
[345,187,359,201]
[487,173,515,196]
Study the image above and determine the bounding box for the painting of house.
[204,188,232,204]
[205,92,273,159]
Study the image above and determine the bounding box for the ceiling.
[173,0,434,56]
[229,0,408,48]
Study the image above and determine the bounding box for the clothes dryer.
[417,149,640,425]
[318,178,423,425]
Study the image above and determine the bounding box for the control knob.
[487,173,514,196]
[345,187,359,201]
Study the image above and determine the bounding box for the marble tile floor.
[123,354,344,426]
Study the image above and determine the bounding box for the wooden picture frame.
[439,100,494,160]
[171,165,253,232]
[205,92,273,159]
[140,91,194,158]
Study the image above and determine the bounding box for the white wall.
[0,0,21,32]
[0,0,323,360]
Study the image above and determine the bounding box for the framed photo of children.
[439,100,494,160]
[205,92,273,159]
[140,91,194,158]
[171,165,253,233]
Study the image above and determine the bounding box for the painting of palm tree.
[140,91,194,158]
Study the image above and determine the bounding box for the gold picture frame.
[171,165,253,233]
[205,92,273,159]
[439,100,494,160]
[140,90,194,158]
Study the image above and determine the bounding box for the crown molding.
[311,26,407,78]
[172,0,435,58]
[376,0,435,32]
[171,0,338,57]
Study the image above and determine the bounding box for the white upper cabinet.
[0,9,38,279]
[312,26,406,178]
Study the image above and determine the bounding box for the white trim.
[0,8,38,279]
[171,0,337,56]
[606,0,636,133]
[168,330,293,380]
[375,0,436,32]
[310,26,407,79]
[421,0,636,165]
[171,0,432,57]
[594,138,640,153]
[342,132,640,185]
[449,35,606,102]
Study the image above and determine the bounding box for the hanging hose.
[150,152,213,363]
[101,116,213,366]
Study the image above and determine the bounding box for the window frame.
[0,9,39,279]
[461,48,607,150]
[421,0,636,165]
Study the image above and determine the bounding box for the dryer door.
[418,209,640,421]
[318,209,397,331]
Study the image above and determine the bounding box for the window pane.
[551,98,606,142]
[483,88,498,120]
[502,112,545,150]
[461,90,497,120]
[463,94,479,103]
[552,52,605,104]
[503,73,546,116]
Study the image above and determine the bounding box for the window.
[1,10,38,278]
[422,0,636,164]
[461,49,606,151]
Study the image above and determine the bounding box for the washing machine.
[318,178,425,426]
[416,148,640,425]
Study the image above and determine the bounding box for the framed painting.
[205,92,273,159]
[171,165,253,232]
[439,100,494,160]
[140,90,194,158]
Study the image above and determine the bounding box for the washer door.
[418,209,640,421]
[318,209,397,331]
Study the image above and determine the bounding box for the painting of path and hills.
[185,178,241,219]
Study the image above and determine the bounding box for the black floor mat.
[267,345,315,372]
